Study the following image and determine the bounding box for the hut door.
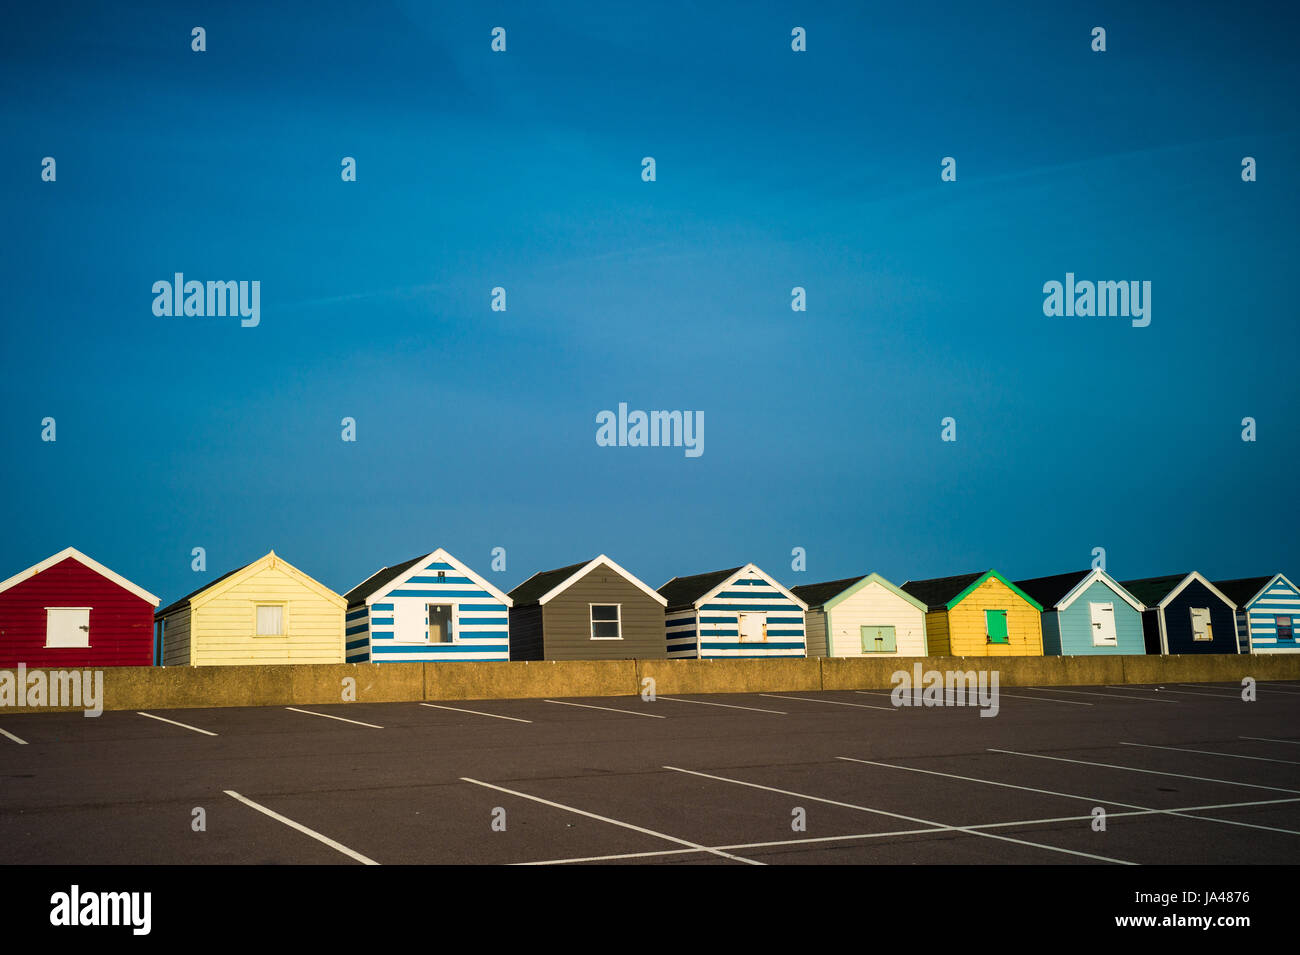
[1089,602,1117,646]
[737,612,767,642]
[1189,607,1214,642]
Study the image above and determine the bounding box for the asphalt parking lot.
[2,681,1298,865]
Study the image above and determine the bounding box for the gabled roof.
[792,573,927,613]
[509,555,667,608]
[343,555,427,605]
[1214,574,1294,609]
[658,563,807,612]
[658,567,744,610]
[345,548,513,607]
[901,570,1042,612]
[1015,569,1145,614]
[1120,572,1235,611]
[0,547,160,607]
[156,551,344,619]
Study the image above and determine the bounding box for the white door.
[1089,602,1117,646]
[737,612,767,642]
[1190,607,1213,642]
[46,607,91,648]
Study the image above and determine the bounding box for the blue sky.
[2,0,1297,603]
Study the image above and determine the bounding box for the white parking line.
[1127,687,1242,700]
[1118,741,1300,765]
[836,756,1300,836]
[0,727,28,745]
[856,689,1092,706]
[655,696,787,715]
[759,694,895,712]
[990,748,1300,794]
[1178,682,1300,696]
[543,699,665,719]
[1027,687,1177,703]
[419,703,532,723]
[285,707,383,729]
[461,776,760,865]
[663,765,1134,864]
[521,793,1300,864]
[137,712,217,736]
[1241,736,1300,746]
[224,790,378,865]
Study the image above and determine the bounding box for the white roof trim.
[1160,571,1236,611]
[1232,573,1298,609]
[1055,569,1146,615]
[693,563,809,611]
[537,555,667,607]
[0,547,160,607]
[364,549,513,607]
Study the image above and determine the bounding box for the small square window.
[985,610,1009,644]
[591,604,622,639]
[256,605,284,636]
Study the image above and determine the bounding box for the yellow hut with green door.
[901,570,1043,656]
[156,551,345,666]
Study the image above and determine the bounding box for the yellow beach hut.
[156,551,345,666]
[901,570,1043,657]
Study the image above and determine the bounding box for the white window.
[427,604,454,644]
[590,604,622,639]
[737,612,767,642]
[1189,607,1213,642]
[256,604,285,636]
[45,607,91,648]
[1089,601,1117,646]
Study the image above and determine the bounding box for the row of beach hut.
[0,547,1296,668]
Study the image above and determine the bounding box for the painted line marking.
[542,699,665,719]
[461,776,760,865]
[655,696,787,714]
[137,711,217,736]
[284,707,383,729]
[1176,682,1300,696]
[224,790,378,865]
[1026,687,1177,703]
[663,765,1134,864]
[856,689,1092,706]
[836,756,1300,836]
[990,748,1300,794]
[1241,736,1300,746]
[0,727,28,745]
[1118,740,1300,765]
[521,794,1300,864]
[759,694,895,712]
[1120,687,1243,700]
[419,703,532,723]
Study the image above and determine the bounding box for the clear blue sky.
[2,1,1297,604]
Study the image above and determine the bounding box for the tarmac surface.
[2,680,1298,865]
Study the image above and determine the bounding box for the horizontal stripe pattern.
[1241,577,1300,652]
[664,568,806,659]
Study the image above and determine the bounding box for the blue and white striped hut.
[658,564,808,658]
[342,549,512,662]
[1215,574,1300,654]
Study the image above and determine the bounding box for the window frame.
[985,609,1009,644]
[860,624,897,653]
[254,602,287,637]
[1276,615,1294,642]
[44,606,92,649]
[589,603,623,640]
